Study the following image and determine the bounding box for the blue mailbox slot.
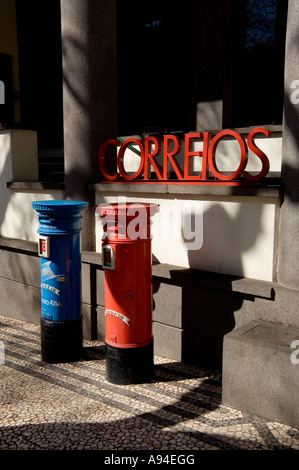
[32,200,88,363]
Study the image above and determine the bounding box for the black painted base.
[40,316,83,363]
[105,341,154,385]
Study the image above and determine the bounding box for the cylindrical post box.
[32,200,88,363]
[99,202,159,384]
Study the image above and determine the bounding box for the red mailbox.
[98,202,159,384]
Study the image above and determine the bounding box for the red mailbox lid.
[98,203,159,221]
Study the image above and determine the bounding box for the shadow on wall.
[272,57,299,285]
[0,192,40,241]
[187,203,264,275]
[280,89,299,205]
[0,135,11,234]
[0,138,40,325]
[185,202,263,368]
[153,201,264,369]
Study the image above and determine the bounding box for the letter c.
[98,139,120,180]
[118,138,145,180]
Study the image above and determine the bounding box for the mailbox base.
[105,342,154,385]
[41,316,83,363]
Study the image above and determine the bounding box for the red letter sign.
[243,127,271,181]
[208,130,248,181]
[98,139,120,180]
[163,135,183,180]
[144,136,163,180]
[184,132,211,180]
[117,138,144,180]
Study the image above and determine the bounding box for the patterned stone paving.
[0,315,299,452]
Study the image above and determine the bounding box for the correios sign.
[98,127,271,185]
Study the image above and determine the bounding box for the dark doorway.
[0,52,14,123]
[15,0,63,150]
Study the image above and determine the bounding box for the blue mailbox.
[32,200,88,363]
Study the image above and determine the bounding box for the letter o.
[118,138,145,180]
[208,130,248,181]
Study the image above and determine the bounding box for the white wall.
[95,192,279,282]
[0,129,64,241]
[1,190,65,242]
[95,131,281,282]
[0,127,281,281]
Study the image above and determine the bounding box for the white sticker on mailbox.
[105,309,131,326]
[102,245,116,270]
[38,236,50,258]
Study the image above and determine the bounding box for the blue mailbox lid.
[32,200,88,214]
[33,200,88,322]
[32,201,89,235]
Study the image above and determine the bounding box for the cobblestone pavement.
[0,315,299,452]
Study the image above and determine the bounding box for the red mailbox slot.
[99,202,159,384]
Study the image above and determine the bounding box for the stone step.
[222,320,299,429]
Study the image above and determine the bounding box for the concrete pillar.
[60,0,117,250]
[278,0,299,289]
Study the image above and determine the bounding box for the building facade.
[1,0,299,428]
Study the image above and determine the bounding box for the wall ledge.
[0,124,37,131]
[152,262,274,299]
[80,249,274,299]
[119,125,283,140]
[0,236,38,255]
[0,239,278,299]
[91,182,281,199]
[7,181,65,190]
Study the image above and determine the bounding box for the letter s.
[243,127,270,181]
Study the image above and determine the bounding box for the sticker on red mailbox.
[102,245,115,270]
[105,309,131,326]
[38,236,50,258]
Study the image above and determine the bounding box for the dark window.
[15,0,64,182]
[117,0,288,135]
[225,0,288,128]
[0,53,14,123]
[15,0,63,150]
[116,0,191,136]
[245,0,278,48]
